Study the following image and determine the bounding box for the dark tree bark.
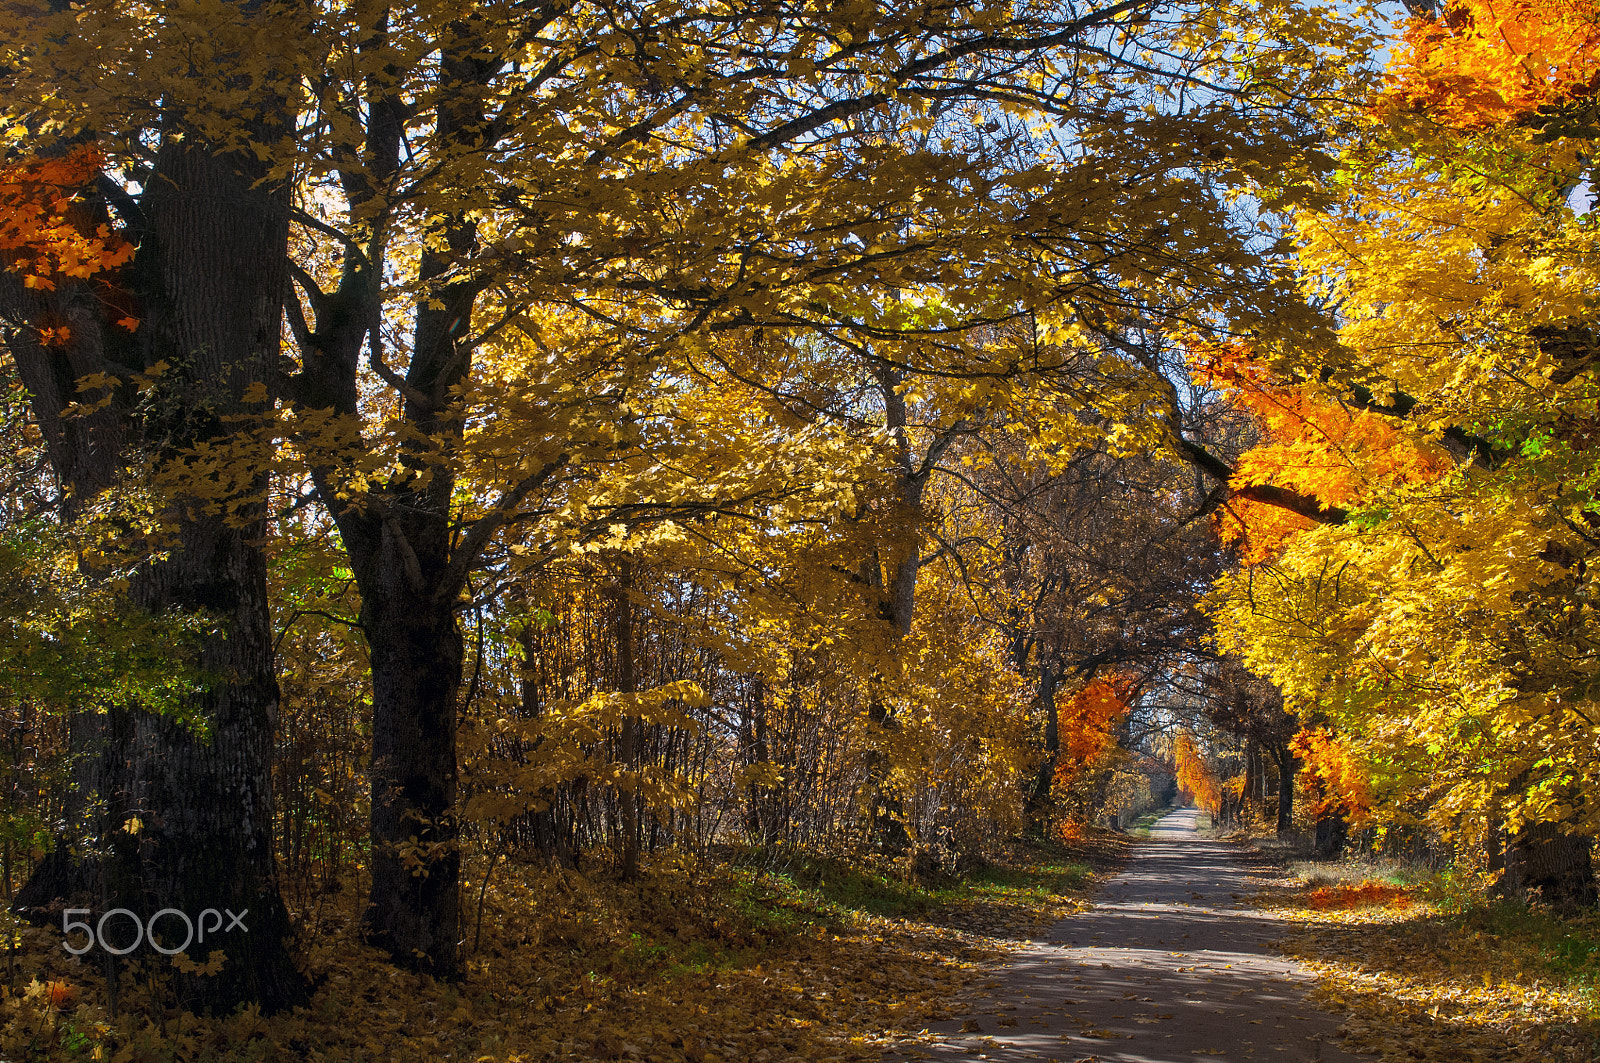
[857,364,953,854]
[1313,807,1347,858]
[358,571,463,973]
[1025,664,1061,823]
[1269,741,1297,836]
[742,678,778,848]
[1495,823,1598,911]
[2,125,305,1011]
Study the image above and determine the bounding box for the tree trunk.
[613,559,640,881]
[1495,823,1598,911]
[743,679,773,847]
[359,561,463,976]
[855,365,933,855]
[1270,742,1296,836]
[863,694,910,853]
[287,15,496,979]
[318,164,480,978]
[1025,665,1060,825]
[515,619,573,868]
[5,128,306,1011]
[1313,807,1347,858]
[108,518,302,1011]
[1240,738,1258,827]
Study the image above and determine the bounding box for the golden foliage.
[1206,0,1600,847]
[1193,343,1453,562]
[1291,727,1375,830]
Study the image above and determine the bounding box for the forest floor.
[4,819,1597,1063]
[1245,837,1600,1063]
[0,833,1123,1063]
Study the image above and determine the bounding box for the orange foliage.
[1174,732,1223,816]
[1052,673,1133,788]
[1291,727,1374,829]
[1051,673,1134,839]
[46,980,76,1008]
[1054,818,1087,843]
[1194,343,1452,562]
[0,146,135,292]
[1305,879,1414,911]
[1387,0,1600,128]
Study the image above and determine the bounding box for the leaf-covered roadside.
[1256,872,1600,1062]
[0,837,1119,1063]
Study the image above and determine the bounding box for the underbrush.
[0,835,1117,1063]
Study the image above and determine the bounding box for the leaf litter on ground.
[1248,860,1600,1063]
[0,834,1123,1063]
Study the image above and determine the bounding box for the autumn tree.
[1206,0,1600,904]
[271,0,1371,970]
[0,3,308,1008]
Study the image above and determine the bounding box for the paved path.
[904,809,1362,1063]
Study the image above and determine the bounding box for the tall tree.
[1206,0,1600,905]
[0,1,308,1009]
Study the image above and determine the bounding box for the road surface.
[904,808,1362,1062]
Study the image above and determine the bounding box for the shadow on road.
[895,808,1365,1063]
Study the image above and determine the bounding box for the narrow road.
[907,809,1362,1062]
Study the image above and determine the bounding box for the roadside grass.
[1250,849,1600,1062]
[1287,856,1437,891]
[767,847,1098,930]
[0,834,1121,1063]
[1127,809,1165,839]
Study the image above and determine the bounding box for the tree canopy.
[0,0,1597,1038]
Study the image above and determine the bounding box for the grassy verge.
[1127,808,1166,839]
[0,835,1123,1063]
[765,846,1101,931]
[1246,848,1600,1062]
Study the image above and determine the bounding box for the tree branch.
[440,454,572,604]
